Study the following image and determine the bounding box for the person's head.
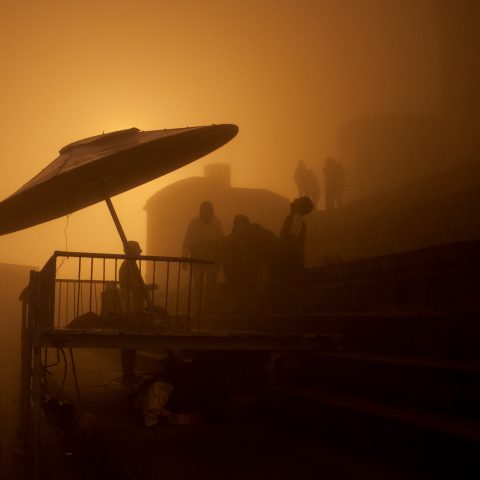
[199,201,214,223]
[124,240,142,256]
[290,196,314,215]
[232,214,250,235]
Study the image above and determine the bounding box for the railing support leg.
[32,343,42,479]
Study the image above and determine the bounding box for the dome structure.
[144,163,290,257]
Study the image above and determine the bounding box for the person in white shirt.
[182,201,223,313]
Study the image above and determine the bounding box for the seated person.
[100,281,124,317]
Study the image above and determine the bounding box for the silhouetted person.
[279,196,314,276]
[323,156,345,211]
[182,201,223,313]
[119,240,156,386]
[294,160,320,207]
[223,215,278,309]
[223,215,258,294]
[119,240,146,313]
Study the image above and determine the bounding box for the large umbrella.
[0,124,238,237]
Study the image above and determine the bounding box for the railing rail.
[52,250,213,263]
[32,251,211,330]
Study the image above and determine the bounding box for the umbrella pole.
[105,197,128,250]
[104,197,153,310]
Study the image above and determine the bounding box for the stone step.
[262,239,480,314]
[203,311,480,359]
[288,352,480,419]
[261,385,480,472]
[305,238,480,286]
[268,266,480,313]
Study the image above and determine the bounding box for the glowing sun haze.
[0,0,441,267]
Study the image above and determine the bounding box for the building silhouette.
[144,163,290,258]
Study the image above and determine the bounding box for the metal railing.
[32,250,212,331]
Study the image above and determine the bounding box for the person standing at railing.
[119,240,156,386]
[182,201,223,313]
[119,240,147,313]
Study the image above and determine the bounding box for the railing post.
[48,255,56,328]
[76,256,82,320]
[37,255,57,329]
[31,339,42,479]
[165,261,170,316]
[18,270,36,453]
[187,260,193,329]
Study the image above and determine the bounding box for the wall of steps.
[306,160,480,264]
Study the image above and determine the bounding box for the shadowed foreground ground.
[39,348,425,479]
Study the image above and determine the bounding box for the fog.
[0,0,476,267]
[2,3,480,477]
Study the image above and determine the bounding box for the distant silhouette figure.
[279,196,314,275]
[294,161,320,207]
[323,157,345,211]
[182,201,223,313]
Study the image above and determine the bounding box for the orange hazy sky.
[0,0,441,267]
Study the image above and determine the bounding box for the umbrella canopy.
[0,124,238,235]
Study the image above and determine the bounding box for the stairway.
[255,239,480,475]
